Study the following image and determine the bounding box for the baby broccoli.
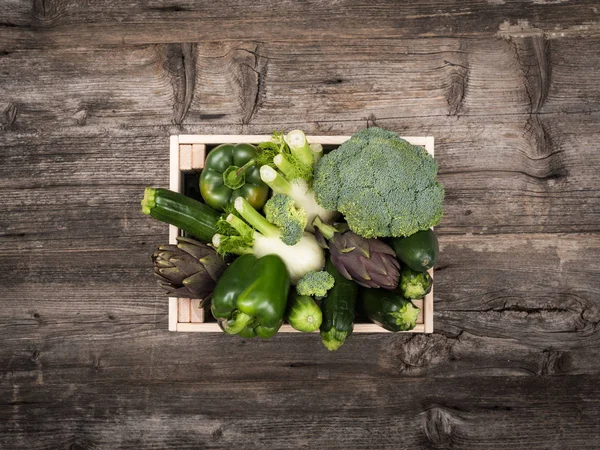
[313,127,444,239]
[296,270,335,298]
[264,194,307,246]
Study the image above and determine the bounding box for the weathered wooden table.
[2,2,599,449]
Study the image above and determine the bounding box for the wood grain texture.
[1,0,600,448]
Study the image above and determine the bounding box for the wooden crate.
[168,134,435,334]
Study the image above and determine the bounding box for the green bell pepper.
[359,288,420,332]
[200,143,269,211]
[211,254,290,338]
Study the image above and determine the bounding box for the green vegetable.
[360,289,420,332]
[320,259,359,351]
[141,188,220,243]
[312,217,400,290]
[398,266,432,299]
[296,270,335,299]
[287,293,322,332]
[390,228,439,271]
[211,254,290,338]
[152,236,227,300]
[212,197,325,283]
[200,143,269,211]
[258,130,337,230]
[264,193,307,246]
[313,127,444,238]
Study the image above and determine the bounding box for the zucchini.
[360,288,419,332]
[141,188,220,243]
[320,259,359,351]
[390,229,439,272]
[287,293,322,333]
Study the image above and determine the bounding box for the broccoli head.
[296,270,335,298]
[264,194,307,246]
[313,127,444,238]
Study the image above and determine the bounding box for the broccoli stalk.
[212,197,325,283]
[260,165,337,231]
[284,129,314,169]
[310,143,323,164]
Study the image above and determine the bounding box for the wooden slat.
[178,144,193,172]
[168,135,180,245]
[168,297,178,332]
[177,322,426,333]
[191,144,206,170]
[177,298,191,323]
[190,299,205,323]
[3,1,600,51]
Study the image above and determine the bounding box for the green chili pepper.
[211,254,290,339]
[200,143,269,211]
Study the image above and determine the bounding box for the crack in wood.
[234,44,268,125]
[164,43,197,126]
[2,102,19,130]
[444,42,469,116]
[513,36,551,114]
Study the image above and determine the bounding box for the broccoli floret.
[296,270,335,298]
[264,194,307,246]
[313,127,444,238]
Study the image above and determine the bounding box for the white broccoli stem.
[261,166,337,231]
[285,130,314,168]
[252,232,325,284]
[288,179,338,231]
[273,154,297,180]
[260,165,293,195]
[310,143,323,164]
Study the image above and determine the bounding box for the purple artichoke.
[313,218,400,290]
[152,236,227,299]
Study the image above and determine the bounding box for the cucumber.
[390,229,439,272]
[320,259,359,351]
[141,188,220,243]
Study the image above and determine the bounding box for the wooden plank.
[3,1,600,50]
[2,376,600,449]
[177,322,426,333]
[178,144,193,172]
[168,298,178,332]
[424,269,434,333]
[190,299,205,323]
[168,135,180,245]
[2,38,600,135]
[191,144,206,169]
[177,298,191,323]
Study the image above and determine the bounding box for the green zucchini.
[390,229,439,272]
[141,188,220,243]
[320,259,359,351]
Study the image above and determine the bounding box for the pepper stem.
[235,158,255,177]
[223,159,255,190]
[222,310,255,335]
[312,216,337,240]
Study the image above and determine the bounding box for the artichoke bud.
[151,237,227,299]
